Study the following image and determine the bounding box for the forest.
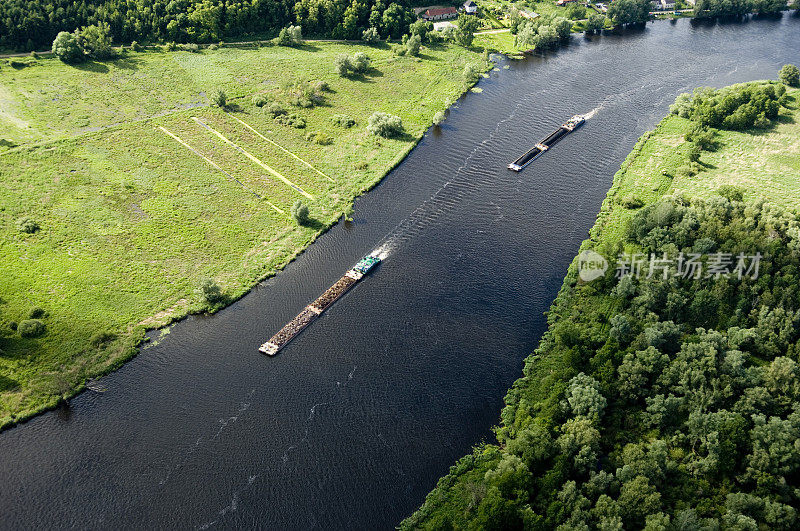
[401,81,800,529]
[0,0,418,51]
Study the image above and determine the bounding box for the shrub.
[433,111,446,126]
[362,27,381,43]
[312,80,330,93]
[252,94,269,107]
[76,23,115,59]
[276,25,303,46]
[334,54,352,76]
[198,278,224,305]
[210,89,226,108]
[367,112,404,138]
[90,331,117,348]
[331,114,356,128]
[17,217,40,233]
[291,200,310,224]
[305,131,333,145]
[18,319,45,338]
[51,31,84,63]
[778,64,799,87]
[354,161,369,170]
[351,52,371,73]
[717,184,744,202]
[208,43,219,50]
[687,143,702,162]
[30,51,39,59]
[275,113,306,128]
[165,41,177,52]
[8,321,18,331]
[182,43,200,52]
[406,34,421,57]
[675,165,696,179]
[130,40,142,52]
[754,113,771,128]
[622,196,644,209]
[463,63,481,84]
[28,307,47,319]
[265,102,287,117]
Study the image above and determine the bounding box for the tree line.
[0,0,418,51]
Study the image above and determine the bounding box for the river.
[1,15,798,530]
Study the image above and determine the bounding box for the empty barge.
[259,255,381,356]
[508,114,585,171]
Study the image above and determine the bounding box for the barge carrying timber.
[508,115,585,171]
[259,255,381,356]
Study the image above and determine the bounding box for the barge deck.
[508,114,585,171]
[259,255,381,356]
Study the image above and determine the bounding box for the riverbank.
[0,41,489,430]
[401,82,800,528]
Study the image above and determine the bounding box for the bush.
[8,321,18,331]
[165,42,177,52]
[291,200,310,224]
[351,52,371,73]
[51,32,84,63]
[28,307,47,319]
[362,27,381,43]
[367,112,404,138]
[622,196,644,209]
[130,40,142,52]
[198,278,224,305]
[76,23,115,59]
[252,94,269,107]
[18,319,45,338]
[181,43,200,52]
[305,131,333,145]
[265,102,287,117]
[17,217,40,233]
[275,113,306,128]
[331,114,356,128]
[433,111,446,126]
[406,34,421,57]
[779,64,799,87]
[334,54,352,76]
[276,25,303,46]
[463,63,481,84]
[210,89,226,108]
[717,184,744,202]
[90,331,117,348]
[312,80,330,93]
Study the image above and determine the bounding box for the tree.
[585,14,606,33]
[779,64,800,87]
[607,0,650,26]
[18,319,46,338]
[210,90,226,108]
[410,19,432,42]
[76,23,114,59]
[381,3,412,39]
[198,278,224,304]
[51,32,83,63]
[456,14,480,47]
[553,17,573,40]
[367,112,404,137]
[362,26,380,43]
[277,25,302,46]
[291,200,310,224]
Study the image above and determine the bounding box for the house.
[463,0,478,14]
[433,20,457,31]
[661,0,676,8]
[650,0,662,8]
[519,9,540,19]
[556,0,578,5]
[422,7,458,20]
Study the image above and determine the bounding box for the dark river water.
[1,15,799,530]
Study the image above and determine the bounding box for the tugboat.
[508,114,585,171]
[259,254,382,356]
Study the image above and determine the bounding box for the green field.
[0,41,486,428]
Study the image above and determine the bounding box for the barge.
[259,255,381,356]
[508,114,585,171]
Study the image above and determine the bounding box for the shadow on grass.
[0,373,19,392]
[113,56,146,70]
[73,61,110,73]
[301,218,326,231]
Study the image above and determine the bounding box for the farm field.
[0,41,486,428]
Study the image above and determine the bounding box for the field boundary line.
[192,117,314,200]
[227,114,335,183]
[158,125,285,214]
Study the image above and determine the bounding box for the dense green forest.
[402,82,800,529]
[0,0,423,51]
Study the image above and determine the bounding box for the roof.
[424,7,458,16]
[464,1,477,6]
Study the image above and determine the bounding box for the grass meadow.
[0,41,486,428]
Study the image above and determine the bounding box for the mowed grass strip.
[227,113,335,183]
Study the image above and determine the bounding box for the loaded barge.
[508,114,585,171]
[259,255,381,356]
